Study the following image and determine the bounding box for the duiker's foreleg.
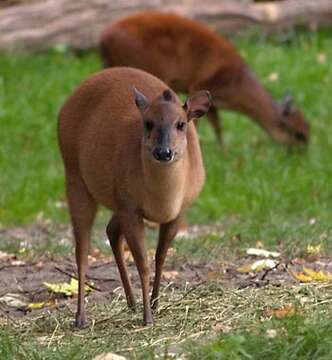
[119,213,152,325]
[66,173,97,328]
[207,105,223,147]
[106,214,136,309]
[151,215,184,311]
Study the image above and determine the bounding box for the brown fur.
[58,67,210,326]
[100,11,310,146]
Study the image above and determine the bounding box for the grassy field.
[1,28,332,359]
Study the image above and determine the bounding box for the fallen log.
[0,0,331,52]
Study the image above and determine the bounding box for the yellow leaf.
[306,244,322,256]
[44,278,93,296]
[27,299,54,310]
[303,267,332,282]
[293,272,313,283]
[293,267,332,283]
[236,264,252,273]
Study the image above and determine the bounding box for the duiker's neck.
[226,69,281,135]
[141,151,189,195]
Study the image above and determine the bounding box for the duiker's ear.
[133,86,149,113]
[281,93,296,116]
[184,90,211,121]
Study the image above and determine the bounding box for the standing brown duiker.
[58,67,211,327]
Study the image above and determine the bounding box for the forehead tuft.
[148,100,184,121]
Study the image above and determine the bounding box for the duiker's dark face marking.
[133,87,211,164]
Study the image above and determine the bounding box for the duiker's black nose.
[153,147,173,162]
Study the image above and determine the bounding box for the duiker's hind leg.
[66,173,97,328]
[106,214,136,309]
[193,105,223,147]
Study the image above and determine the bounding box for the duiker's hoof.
[75,314,87,328]
[127,298,137,312]
[143,313,154,326]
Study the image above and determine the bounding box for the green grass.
[1,28,332,359]
[1,30,332,251]
[189,314,332,360]
[1,281,332,359]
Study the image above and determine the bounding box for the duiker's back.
[100,11,243,91]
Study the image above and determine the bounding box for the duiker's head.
[273,95,310,145]
[133,87,211,164]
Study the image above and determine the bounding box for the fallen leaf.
[255,240,264,249]
[306,243,322,256]
[0,293,28,308]
[44,278,93,296]
[247,248,280,258]
[316,53,327,64]
[167,247,176,257]
[232,233,241,242]
[309,218,317,225]
[212,323,232,333]
[272,304,296,319]
[304,267,332,282]
[292,257,305,265]
[147,249,155,258]
[11,260,25,266]
[93,353,127,360]
[268,72,279,82]
[251,259,277,272]
[266,329,277,338]
[163,270,179,280]
[207,271,223,280]
[0,251,16,261]
[175,229,190,238]
[237,259,277,273]
[236,264,253,273]
[292,272,313,283]
[123,251,133,262]
[27,299,55,310]
[293,267,332,283]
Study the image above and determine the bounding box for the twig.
[0,262,36,272]
[53,266,102,292]
[260,262,281,281]
[86,275,116,282]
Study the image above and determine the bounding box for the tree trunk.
[0,0,331,52]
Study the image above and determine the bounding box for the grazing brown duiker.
[58,67,211,327]
[100,11,310,146]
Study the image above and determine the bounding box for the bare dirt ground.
[1,223,331,321]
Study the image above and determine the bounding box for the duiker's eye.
[176,122,186,131]
[144,121,154,132]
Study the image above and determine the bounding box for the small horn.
[162,89,174,102]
